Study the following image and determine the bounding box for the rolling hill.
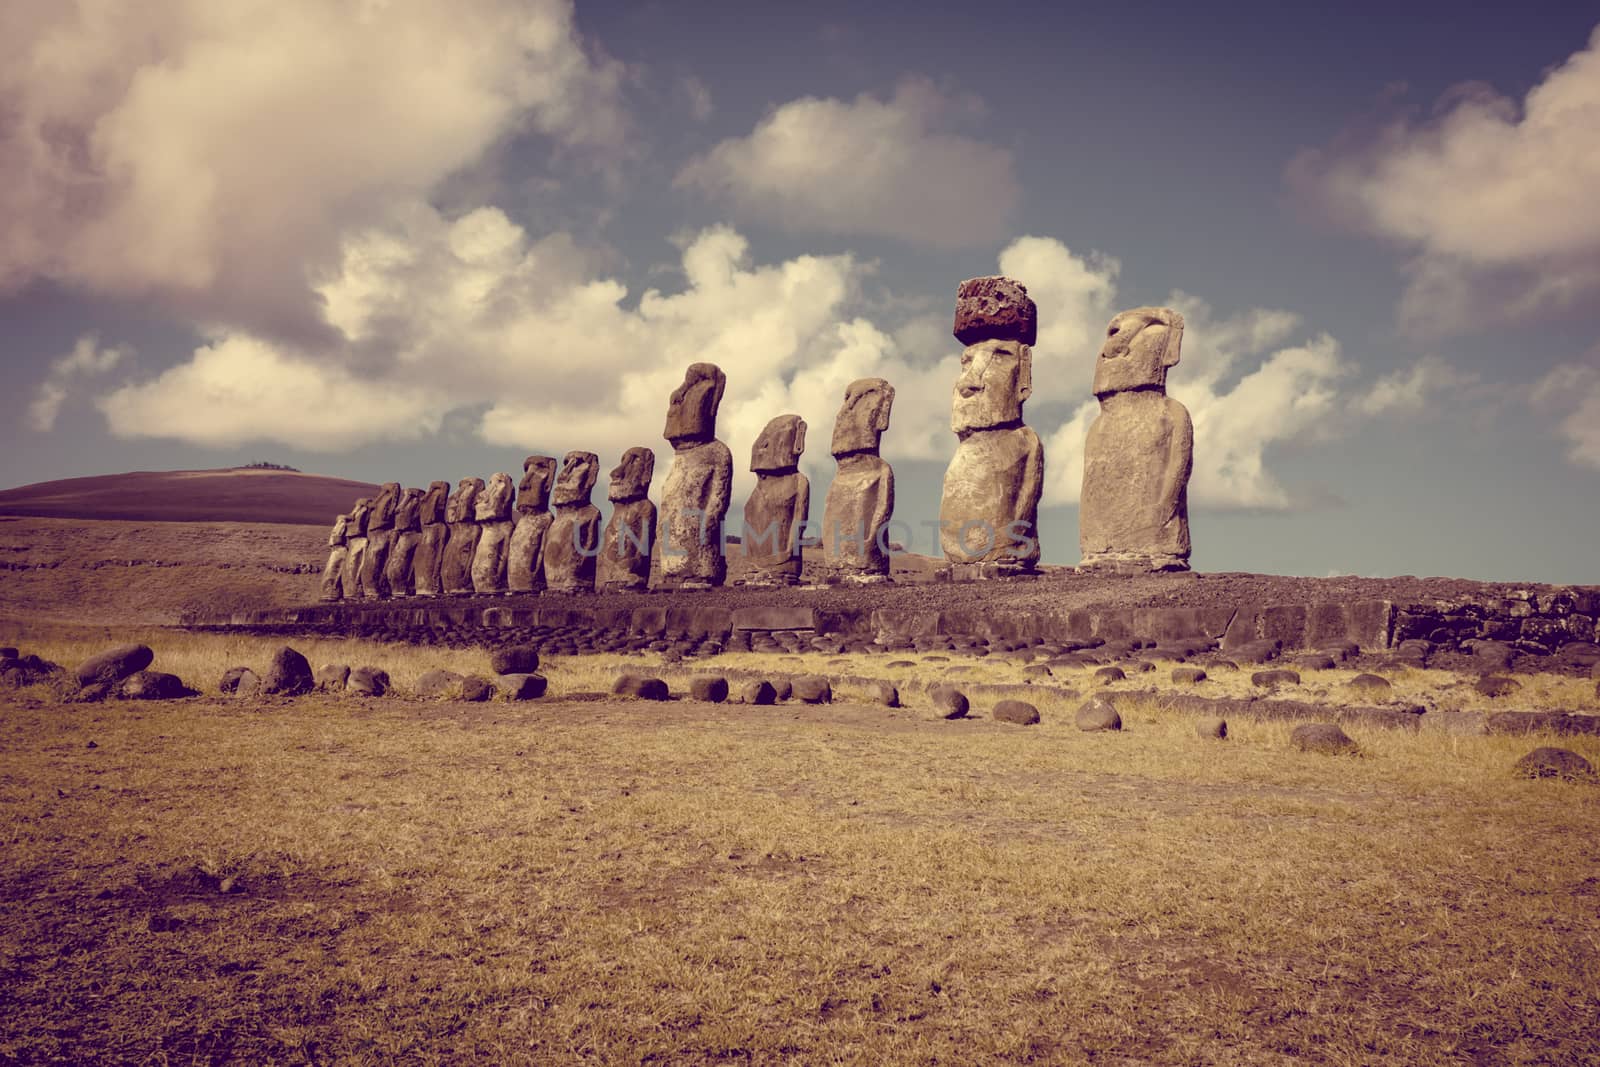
[0,468,380,525]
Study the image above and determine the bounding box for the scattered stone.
[1485,711,1600,737]
[614,674,670,701]
[887,660,916,669]
[119,670,188,700]
[501,673,548,701]
[1473,641,1517,672]
[1512,747,1593,780]
[315,663,350,692]
[792,675,833,704]
[1347,673,1391,694]
[73,682,114,703]
[1196,716,1227,740]
[872,681,900,707]
[993,699,1040,725]
[232,669,261,699]
[348,667,391,697]
[219,666,253,695]
[75,644,154,687]
[741,680,778,706]
[416,669,467,699]
[1094,666,1126,684]
[460,676,495,702]
[261,646,314,696]
[690,676,729,703]
[490,646,541,676]
[1290,723,1359,756]
[1171,666,1207,685]
[773,679,793,702]
[1022,664,1053,678]
[1474,675,1521,698]
[1295,654,1337,671]
[1252,669,1300,689]
[931,685,970,720]
[1075,696,1122,732]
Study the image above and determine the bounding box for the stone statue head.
[394,487,424,532]
[517,456,558,513]
[751,414,807,473]
[831,379,895,457]
[952,338,1032,434]
[445,477,484,524]
[664,362,727,447]
[475,472,515,522]
[368,482,402,528]
[327,513,349,546]
[1093,306,1185,398]
[553,450,599,507]
[608,447,655,503]
[420,481,451,525]
[348,497,372,536]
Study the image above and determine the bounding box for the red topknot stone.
[953,276,1037,347]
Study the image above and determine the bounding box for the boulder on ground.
[931,685,969,720]
[460,676,495,702]
[1347,673,1391,694]
[792,675,832,704]
[1474,675,1521,698]
[614,674,670,701]
[1252,669,1300,688]
[501,673,548,700]
[490,645,541,675]
[75,644,154,687]
[741,680,777,706]
[119,670,189,700]
[873,681,900,707]
[315,663,351,692]
[1290,723,1359,756]
[1075,696,1121,732]
[1295,654,1337,671]
[993,699,1040,725]
[772,679,793,701]
[262,646,314,696]
[1093,666,1125,684]
[1512,746,1593,780]
[348,667,391,697]
[219,666,254,695]
[0,647,17,662]
[1022,664,1053,678]
[1196,716,1227,740]
[1171,666,1207,685]
[690,675,729,703]
[231,669,261,699]
[416,669,467,699]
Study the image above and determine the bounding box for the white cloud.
[0,0,626,338]
[26,334,128,432]
[675,77,1018,246]
[1530,357,1600,470]
[1290,23,1600,333]
[1355,354,1475,417]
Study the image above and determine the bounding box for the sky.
[3,0,1599,582]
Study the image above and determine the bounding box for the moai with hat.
[411,481,452,597]
[441,477,484,595]
[743,415,810,585]
[544,451,602,594]
[385,488,425,597]
[598,447,656,593]
[358,481,401,599]
[823,380,896,582]
[1079,307,1192,572]
[319,513,350,601]
[508,456,558,593]
[471,472,517,594]
[341,497,372,599]
[659,363,733,589]
[939,276,1045,577]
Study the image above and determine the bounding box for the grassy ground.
[3,635,1598,1064]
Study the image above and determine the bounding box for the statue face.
[664,362,726,446]
[446,478,483,523]
[952,339,1031,433]
[751,414,807,473]
[608,447,655,502]
[517,456,558,512]
[831,378,894,457]
[553,451,599,507]
[475,472,515,521]
[420,481,450,524]
[348,497,371,535]
[394,488,424,530]
[1093,308,1182,397]
[329,514,349,544]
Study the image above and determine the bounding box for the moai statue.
[471,472,516,595]
[358,482,401,600]
[939,276,1045,575]
[544,451,602,594]
[341,497,372,599]
[440,477,485,596]
[659,363,733,589]
[598,447,656,593]
[823,380,896,582]
[1079,306,1193,572]
[743,415,810,585]
[385,488,425,597]
[411,481,451,597]
[319,513,350,601]
[508,456,558,593]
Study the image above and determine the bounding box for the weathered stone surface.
[1079,307,1191,573]
[661,363,732,589]
[1171,666,1207,685]
[348,667,390,697]
[320,514,349,601]
[385,488,425,597]
[120,670,188,700]
[508,457,557,593]
[416,669,466,699]
[262,646,314,696]
[1252,669,1301,688]
[932,685,969,719]
[599,448,657,593]
[741,680,778,705]
[1290,723,1359,755]
[614,674,670,701]
[1513,746,1593,780]
[745,415,809,585]
[544,451,602,594]
[229,669,260,699]
[1196,716,1228,739]
[1347,673,1392,694]
[953,275,1037,347]
[993,699,1040,725]
[872,681,900,707]
[441,478,485,596]
[690,675,729,703]
[822,380,897,582]
[75,644,154,687]
[359,482,401,600]
[1475,675,1521,698]
[1485,711,1600,737]
[341,497,371,599]
[490,646,540,676]
[460,676,495,702]
[219,666,253,695]
[1094,666,1125,684]
[501,673,548,700]
[792,675,833,704]
[315,663,350,692]
[1075,696,1122,731]
[410,482,452,597]
[471,472,516,595]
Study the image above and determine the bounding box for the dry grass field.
[4,632,1599,1064]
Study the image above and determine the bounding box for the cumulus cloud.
[675,77,1018,246]
[1530,356,1600,470]
[1354,354,1476,417]
[1289,23,1600,334]
[25,334,128,432]
[0,0,626,339]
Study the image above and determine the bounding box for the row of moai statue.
[319,277,1192,600]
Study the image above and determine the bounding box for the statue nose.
[958,383,983,398]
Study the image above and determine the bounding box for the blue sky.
[3,1,1598,581]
